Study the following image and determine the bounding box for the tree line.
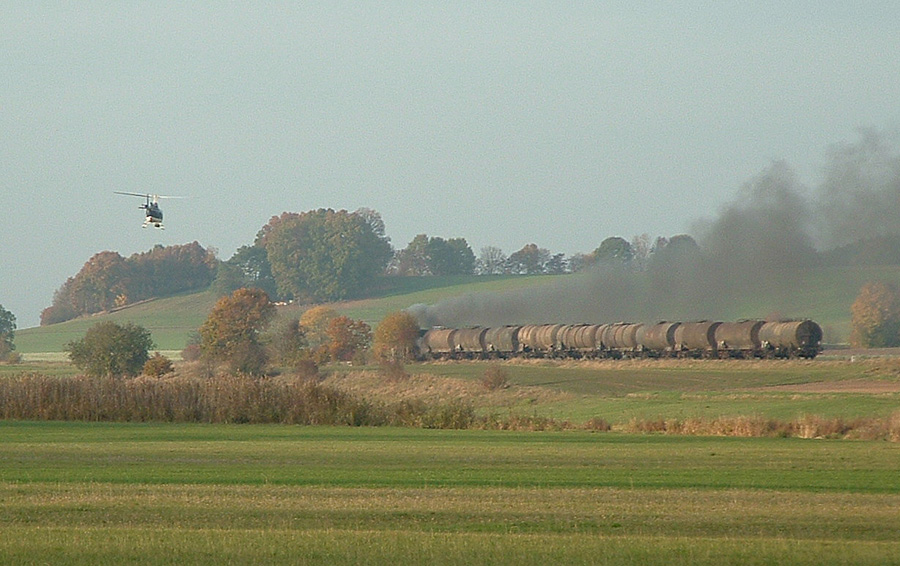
[64,287,421,378]
[41,242,218,325]
[40,205,900,327]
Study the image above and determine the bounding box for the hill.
[15,265,900,354]
[15,275,556,353]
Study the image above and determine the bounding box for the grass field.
[14,275,553,353]
[1,422,899,565]
[15,264,900,353]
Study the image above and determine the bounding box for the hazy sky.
[3,2,900,328]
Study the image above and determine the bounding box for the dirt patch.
[820,346,900,359]
[757,378,900,394]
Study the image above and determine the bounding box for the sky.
[3,2,900,328]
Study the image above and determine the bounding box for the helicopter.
[114,192,183,229]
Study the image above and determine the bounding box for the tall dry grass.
[2,371,898,439]
[0,372,382,425]
[621,413,900,441]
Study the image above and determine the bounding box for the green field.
[16,264,900,353]
[14,275,554,353]
[406,358,900,424]
[1,422,899,565]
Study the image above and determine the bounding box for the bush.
[850,281,900,347]
[66,321,155,377]
[143,353,174,377]
[379,359,409,382]
[481,365,509,390]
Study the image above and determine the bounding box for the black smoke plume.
[409,130,900,330]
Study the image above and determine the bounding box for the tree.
[425,236,476,275]
[593,237,634,265]
[66,321,155,377]
[68,251,130,314]
[199,287,276,375]
[477,246,507,275]
[393,234,430,275]
[259,209,392,302]
[373,311,421,362]
[850,281,900,348]
[326,316,372,362]
[0,304,16,361]
[630,233,652,271]
[42,242,218,325]
[225,244,278,298]
[545,253,568,274]
[299,306,339,352]
[506,244,550,274]
[268,318,310,368]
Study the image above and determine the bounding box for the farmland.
[1,422,899,565]
[5,268,900,563]
[15,264,900,354]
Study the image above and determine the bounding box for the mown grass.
[1,422,899,565]
[2,422,898,491]
[394,358,900,423]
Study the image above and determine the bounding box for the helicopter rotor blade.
[114,191,152,198]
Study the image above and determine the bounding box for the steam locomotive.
[420,319,823,360]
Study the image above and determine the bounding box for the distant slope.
[15,266,900,353]
[15,276,555,353]
[16,291,221,353]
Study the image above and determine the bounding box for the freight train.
[419,319,823,360]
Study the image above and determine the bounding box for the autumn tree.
[268,317,310,369]
[66,321,155,377]
[259,208,392,302]
[850,281,900,348]
[326,316,372,362]
[392,234,430,275]
[199,287,276,375]
[68,251,130,314]
[372,311,421,362]
[298,306,339,357]
[506,243,550,274]
[42,242,218,325]
[0,304,16,362]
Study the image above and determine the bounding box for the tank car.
[635,322,681,356]
[452,327,489,357]
[484,326,522,357]
[714,320,764,357]
[421,327,458,358]
[758,320,822,358]
[673,321,722,357]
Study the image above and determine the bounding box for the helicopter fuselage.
[141,203,164,228]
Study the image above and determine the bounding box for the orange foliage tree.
[199,287,276,374]
[326,316,372,362]
[372,311,421,362]
[850,281,900,348]
[298,306,339,361]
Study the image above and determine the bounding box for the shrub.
[66,321,155,377]
[379,359,409,382]
[143,353,174,377]
[481,365,509,390]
